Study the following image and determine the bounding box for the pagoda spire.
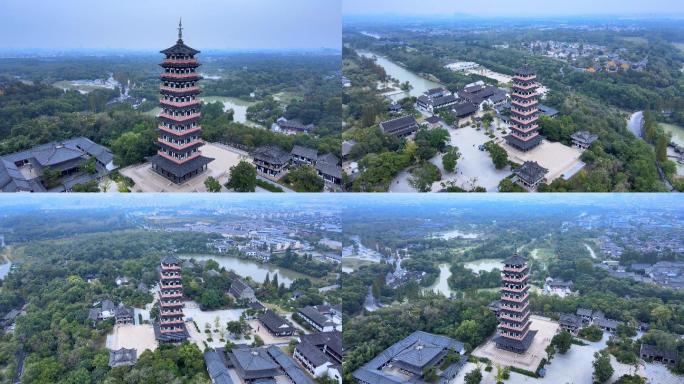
[178,18,183,41]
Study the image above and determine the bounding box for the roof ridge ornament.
[178,18,183,41]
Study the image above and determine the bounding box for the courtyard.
[106,324,157,354]
[498,138,585,184]
[472,315,558,372]
[119,142,250,192]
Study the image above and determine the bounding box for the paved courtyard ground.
[106,324,157,353]
[119,142,250,192]
[473,316,558,372]
[499,139,584,184]
[184,300,245,349]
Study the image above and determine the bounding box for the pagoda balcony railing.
[160,300,183,306]
[160,86,201,94]
[500,302,530,313]
[510,116,538,126]
[160,326,185,333]
[512,92,538,99]
[161,273,180,279]
[499,322,528,331]
[161,283,183,290]
[161,310,185,316]
[502,284,528,293]
[161,264,181,270]
[512,82,539,91]
[160,317,184,324]
[159,112,201,122]
[511,108,538,117]
[503,265,527,273]
[502,292,529,303]
[514,74,536,81]
[510,125,540,136]
[160,99,201,108]
[159,292,183,299]
[157,150,202,164]
[502,274,530,284]
[498,329,530,341]
[158,138,203,151]
[158,125,202,136]
[161,72,201,80]
[511,99,538,108]
[499,311,530,322]
[162,59,198,65]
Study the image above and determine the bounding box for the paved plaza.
[119,142,250,192]
[472,315,558,372]
[499,138,584,184]
[106,324,158,354]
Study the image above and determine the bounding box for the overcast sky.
[0,0,341,51]
[343,0,684,17]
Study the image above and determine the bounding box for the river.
[357,50,443,100]
[584,243,597,259]
[660,122,684,176]
[178,254,312,287]
[0,261,11,280]
[424,263,456,297]
[627,111,644,138]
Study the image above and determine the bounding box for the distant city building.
[151,20,213,183]
[379,115,419,137]
[570,131,599,150]
[155,256,188,343]
[352,331,465,384]
[0,137,117,192]
[505,66,543,151]
[494,254,536,354]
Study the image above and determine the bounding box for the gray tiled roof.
[229,347,280,380]
[570,130,598,144]
[109,348,137,367]
[267,346,315,384]
[204,350,234,384]
[252,146,291,165]
[513,161,548,184]
[258,310,295,334]
[379,115,418,136]
[298,306,334,328]
[504,253,527,267]
[291,145,318,160]
[300,331,342,359]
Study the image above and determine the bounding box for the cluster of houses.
[0,137,117,192]
[252,144,342,187]
[384,257,426,288]
[559,308,622,335]
[352,331,466,384]
[542,277,575,298]
[596,260,684,290]
[88,299,135,326]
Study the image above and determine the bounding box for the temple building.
[513,161,548,190]
[505,66,543,152]
[494,254,537,354]
[570,130,599,149]
[155,255,188,342]
[150,20,213,183]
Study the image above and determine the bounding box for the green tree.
[204,176,221,192]
[485,142,508,169]
[593,351,614,383]
[285,165,324,192]
[226,160,257,192]
[464,368,482,384]
[409,162,441,192]
[41,167,61,189]
[551,331,573,354]
[442,147,461,173]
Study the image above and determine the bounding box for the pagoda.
[150,19,212,183]
[505,66,543,152]
[494,253,536,353]
[155,255,188,342]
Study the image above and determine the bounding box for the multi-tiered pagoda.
[155,255,188,342]
[494,254,536,353]
[150,20,212,183]
[505,66,543,152]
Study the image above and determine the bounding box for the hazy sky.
[343,0,684,17]
[0,0,341,51]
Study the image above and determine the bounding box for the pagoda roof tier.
[512,82,538,91]
[154,322,188,342]
[158,112,201,123]
[511,108,538,117]
[512,92,539,99]
[161,39,200,56]
[158,125,202,138]
[511,99,539,108]
[160,59,201,68]
[148,154,213,179]
[515,66,536,76]
[504,254,528,266]
[160,73,203,81]
[160,99,202,109]
[160,86,201,95]
[157,138,204,152]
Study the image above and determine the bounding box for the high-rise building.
[494,254,536,353]
[505,66,543,152]
[155,255,188,342]
[150,19,212,183]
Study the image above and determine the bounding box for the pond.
[424,263,457,297]
[431,228,479,240]
[463,258,503,272]
[357,50,443,100]
[179,254,312,287]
